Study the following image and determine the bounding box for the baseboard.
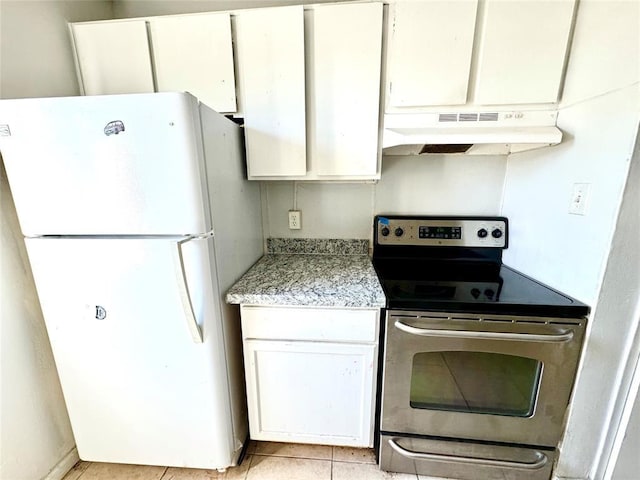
[43,447,79,480]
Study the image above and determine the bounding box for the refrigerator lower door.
[25,236,240,469]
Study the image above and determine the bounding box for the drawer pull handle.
[387,438,548,470]
[394,320,574,343]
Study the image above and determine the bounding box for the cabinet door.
[308,3,383,177]
[244,340,377,447]
[71,21,155,95]
[149,13,236,113]
[386,0,478,107]
[474,0,576,105]
[235,6,306,178]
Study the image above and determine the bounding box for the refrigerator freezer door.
[24,236,238,468]
[0,92,210,236]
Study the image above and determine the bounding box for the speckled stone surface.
[267,238,369,255]
[226,252,386,308]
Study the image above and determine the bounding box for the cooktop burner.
[372,215,589,317]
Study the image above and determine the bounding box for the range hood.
[383,110,562,156]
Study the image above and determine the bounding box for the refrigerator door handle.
[174,236,203,343]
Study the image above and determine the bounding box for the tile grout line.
[243,453,254,480]
[73,462,88,480]
[251,454,375,464]
[330,445,334,480]
[252,453,333,460]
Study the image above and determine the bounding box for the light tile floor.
[62,441,444,480]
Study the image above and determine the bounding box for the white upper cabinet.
[72,14,237,113]
[238,3,383,180]
[473,0,576,105]
[386,0,478,107]
[71,21,155,95]
[235,6,307,178]
[385,0,576,109]
[148,14,237,113]
[308,3,383,178]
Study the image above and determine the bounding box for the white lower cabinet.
[240,306,380,447]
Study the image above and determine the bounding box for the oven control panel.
[375,216,508,248]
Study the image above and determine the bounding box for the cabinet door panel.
[72,21,154,95]
[235,7,306,178]
[244,340,376,447]
[474,0,575,105]
[387,0,478,107]
[149,14,236,113]
[308,3,383,177]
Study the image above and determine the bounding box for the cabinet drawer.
[240,306,379,343]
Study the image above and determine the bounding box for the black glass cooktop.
[372,259,590,318]
[372,215,590,318]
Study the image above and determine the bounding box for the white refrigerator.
[0,92,263,470]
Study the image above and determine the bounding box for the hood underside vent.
[383,110,562,156]
[419,144,473,154]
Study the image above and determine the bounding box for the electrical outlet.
[569,183,591,215]
[288,210,301,230]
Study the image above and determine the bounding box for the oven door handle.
[394,320,574,343]
[387,438,548,470]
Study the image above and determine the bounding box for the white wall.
[560,124,639,480]
[0,1,113,99]
[501,0,640,306]
[613,377,640,479]
[603,128,640,479]
[262,155,507,240]
[375,155,506,216]
[0,2,113,479]
[262,182,375,239]
[1,164,76,480]
[498,1,640,479]
[501,84,638,305]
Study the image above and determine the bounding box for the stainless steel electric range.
[372,215,589,480]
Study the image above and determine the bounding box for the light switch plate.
[569,183,591,215]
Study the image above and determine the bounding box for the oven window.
[410,352,542,417]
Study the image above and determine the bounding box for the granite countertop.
[225,239,386,308]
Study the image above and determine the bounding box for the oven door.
[381,311,586,447]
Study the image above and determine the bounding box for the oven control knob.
[492,228,503,239]
[484,288,495,299]
[381,227,390,237]
[477,228,488,238]
[395,227,404,237]
[471,288,481,298]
